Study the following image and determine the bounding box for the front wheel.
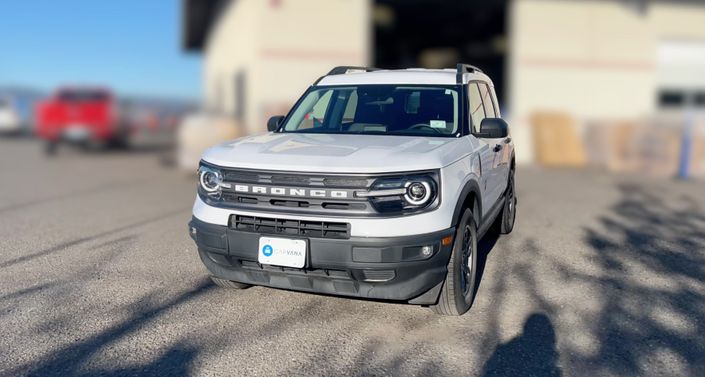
[431,208,478,316]
[210,276,251,289]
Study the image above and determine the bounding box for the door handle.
[493,144,503,152]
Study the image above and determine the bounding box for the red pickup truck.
[36,87,126,153]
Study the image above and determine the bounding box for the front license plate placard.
[258,237,307,268]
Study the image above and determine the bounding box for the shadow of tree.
[71,345,197,377]
[513,182,705,376]
[0,207,188,269]
[0,178,152,214]
[573,183,705,375]
[7,171,704,376]
[11,278,215,377]
[482,313,562,377]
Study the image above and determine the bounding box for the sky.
[0,0,201,100]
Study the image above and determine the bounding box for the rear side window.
[467,83,486,133]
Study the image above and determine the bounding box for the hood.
[201,132,472,173]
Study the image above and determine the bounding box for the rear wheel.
[44,141,58,156]
[210,276,251,289]
[431,208,478,316]
[498,169,517,234]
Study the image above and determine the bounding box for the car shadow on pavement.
[475,230,500,295]
[481,313,562,377]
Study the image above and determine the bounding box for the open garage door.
[373,0,508,103]
[657,40,705,109]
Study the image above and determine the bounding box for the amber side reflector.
[442,235,453,246]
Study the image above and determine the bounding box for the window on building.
[659,90,686,108]
[695,92,705,107]
[659,89,705,108]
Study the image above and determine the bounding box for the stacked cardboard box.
[537,112,705,178]
[531,112,587,167]
[689,117,705,178]
[582,118,683,177]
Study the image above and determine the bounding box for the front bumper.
[189,216,454,305]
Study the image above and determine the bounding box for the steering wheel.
[409,123,442,134]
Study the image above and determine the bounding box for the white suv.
[189,65,516,315]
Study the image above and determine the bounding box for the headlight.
[359,173,439,214]
[405,181,432,205]
[198,165,223,195]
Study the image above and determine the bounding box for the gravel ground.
[1,138,704,377]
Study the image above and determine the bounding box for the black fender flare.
[451,179,482,228]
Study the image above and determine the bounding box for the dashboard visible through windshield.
[281,85,461,137]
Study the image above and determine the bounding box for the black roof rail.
[327,66,380,75]
[312,66,381,85]
[456,63,483,84]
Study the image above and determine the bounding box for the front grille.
[232,215,350,239]
[221,170,372,188]
[201,165,439,217]
[361,269,396,282]
[214,167,379,216]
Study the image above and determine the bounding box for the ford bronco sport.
[188,65,516,315]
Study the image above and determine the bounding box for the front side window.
[467,83,486,133]
[479,83,497,118]
[282,85,460,137]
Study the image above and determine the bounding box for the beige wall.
[510,0,655,121]
[509,0,705,163]
[203,0,370,135]
[204,0,258,113]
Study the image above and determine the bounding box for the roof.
[182,0,223,51]
[316,68,491,86]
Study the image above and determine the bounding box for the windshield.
[281,85,461,137]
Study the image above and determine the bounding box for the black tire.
[497,169,517,234]
[44,141,58,156]
[431,208,478,316]
[210,276,251,289]
[109,133,130,150]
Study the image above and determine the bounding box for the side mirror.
[267,115,285,132]
[477,118,509,139]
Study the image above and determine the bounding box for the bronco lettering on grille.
[233,184,349,199]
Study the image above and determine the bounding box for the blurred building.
[510,0,705,168]
[182,0,369,136]
[183,0,705,175]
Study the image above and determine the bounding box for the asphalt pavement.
[1,138,704,377]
